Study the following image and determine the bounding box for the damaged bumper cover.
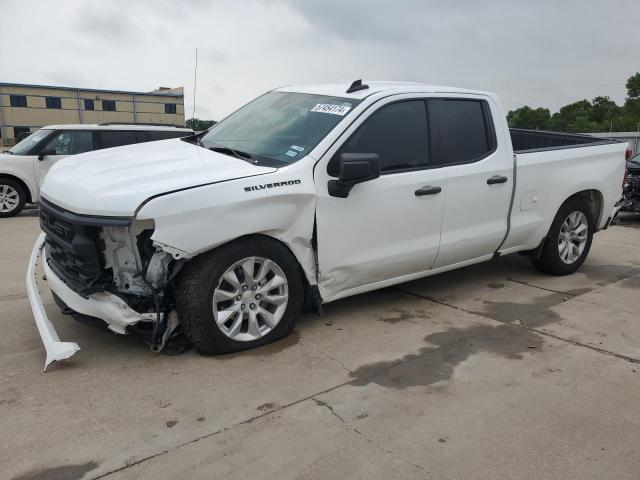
[603,201,623,229]
[26,233,157,371]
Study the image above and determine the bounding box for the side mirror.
[328,153,381,198]
[37,148,56,160]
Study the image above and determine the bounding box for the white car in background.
[0,124,192,217]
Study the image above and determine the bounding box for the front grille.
[41,207,103,295]
[39,199,131,296]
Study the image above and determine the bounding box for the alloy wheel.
[212,256,289,341]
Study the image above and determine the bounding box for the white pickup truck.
[27,80,627,369]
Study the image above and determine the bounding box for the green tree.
[626,72,640,99]
[549,100,593,132]
[591,96,619,124]
[186,118,217,131]
[506,73,640,133]
[507,106,551,129]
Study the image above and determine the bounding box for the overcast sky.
[2,0,639,120]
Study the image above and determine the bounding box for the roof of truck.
[41,124,191,131]
[276,81,491,99]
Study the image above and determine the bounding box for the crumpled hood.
[40,139,276,216]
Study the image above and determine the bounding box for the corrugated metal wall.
[587,132,640,156]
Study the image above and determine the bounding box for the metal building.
[0,82,185,146]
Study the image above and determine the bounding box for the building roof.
[0,82,184,97]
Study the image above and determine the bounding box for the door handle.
[487,175,508,185]
[415,185,442,196]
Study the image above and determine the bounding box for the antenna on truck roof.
[346,79,369,94]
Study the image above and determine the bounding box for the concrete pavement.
[2,209,639,480]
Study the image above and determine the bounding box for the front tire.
[176,236,304,354]
[0,179,26,218]
[532,197,594,275]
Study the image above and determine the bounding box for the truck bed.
[510,128,620,153]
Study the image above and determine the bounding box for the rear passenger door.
[428,97,513,268]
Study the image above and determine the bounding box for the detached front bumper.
[27,233,158,371]
[26,233,80,371]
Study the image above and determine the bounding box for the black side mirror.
[328,153,381,198]
[37,148,56,160]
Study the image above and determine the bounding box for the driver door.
[35,130,94,188]
[314,98,446,302]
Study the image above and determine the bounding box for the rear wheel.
[532,197,594,275]
[0,179,25,218]
[176,237,304,354]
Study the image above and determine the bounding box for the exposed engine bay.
[39,198,186,352]
[621,167,640,213]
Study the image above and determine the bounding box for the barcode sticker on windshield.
[310,104,351,116]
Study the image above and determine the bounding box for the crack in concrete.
[508,277,640,317]
[0,293,28,302]
[305,343,352,374]
[395,287,640,366]
[506,277,584,296]
[94,380,356,479]
[312,398,426,472]
[93,270,638,478]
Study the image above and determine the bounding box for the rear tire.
[532,197,594,275]
[0,179,26,218]
[176,236,304,354]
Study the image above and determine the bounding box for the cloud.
[73,6,139,41]
[1,0,639,120]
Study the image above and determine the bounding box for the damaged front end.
[621,168,640,213]
[29,198,185,370]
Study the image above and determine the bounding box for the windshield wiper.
[208,145,258,164]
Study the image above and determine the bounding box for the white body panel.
[29,82,627,368]
[500,142,626,254]
[0,152,39,201]
[41,139,276,216]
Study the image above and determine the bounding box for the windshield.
[8,129,52,155]
[200,91,361,166]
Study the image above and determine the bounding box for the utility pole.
[192,47,198,124]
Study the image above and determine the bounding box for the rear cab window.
[427,98,496,165]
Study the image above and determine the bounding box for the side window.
[84,99,95,111]
[10,95,27,107]
[98,131,141,149]
[45,97,62,109]
[102,100,116,112]
[165,104,177,114]
[43,131,94,155]
[333,100,428,175]
[428,99,495,165]
[148,130,188,141]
